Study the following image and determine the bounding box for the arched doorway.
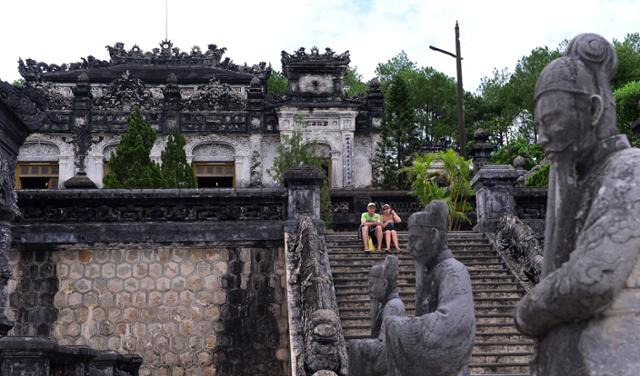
[191,143,236,188]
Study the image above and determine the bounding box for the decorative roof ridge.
[281,46,350,65]
[19,40,271,80]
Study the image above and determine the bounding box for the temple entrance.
[193,162,235,188]
[15,162,59,189]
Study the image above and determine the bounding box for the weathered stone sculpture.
[515,33,640,375]
[348,255,405,376]
[384,200,475,376]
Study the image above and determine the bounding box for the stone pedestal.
[471,164,520,233]
[284,166,325,233]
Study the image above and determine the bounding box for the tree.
[612,33,640,90]
[268,129,332,225]
[375,51,416,90]
[269,130,322,184]
[613,80,640,146]
[402,149,473,230]
[267,70,288,97]
[344,66,368,97]
[103,107,163,188]
[374,74,419,189]
[491,135,544,170]
[160,128,196,188]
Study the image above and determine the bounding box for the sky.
[0,0,638,92]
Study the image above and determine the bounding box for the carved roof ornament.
[281,46,350,65]
[183,76,246,111]
[92,71,159,111]
[19,41,271,81]
[18,56,110,81]
[0,81,51,132]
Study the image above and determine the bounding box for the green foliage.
[103,108,163,188]
[612,33,640,90]
[474,46,561,147]
[525,163,550,187]
[344,66,368,97]
[375,51,417,89]
[269,130,323,185]
[269,128,332,225]
[267,70,288,97]
[491,136,544,170]
[614,80,640,147]
[12,79,25,88]
[402,149,473,230]
[160,128,196,188]
[374,74,419,189]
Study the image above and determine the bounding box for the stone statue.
[514,33,640,375]
[348,255,405,376]
[384,200,475,376]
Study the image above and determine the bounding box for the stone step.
[469,363,530,375]
[330,262,509,274]
[332,274,519,284]
[329,256,502,265]
[332,282,523,295]
[338,306,517,319]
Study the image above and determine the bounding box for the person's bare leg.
[375,225,383,251]
[385,230,391,250]
[392,230,400,250]
[362,225,370,250]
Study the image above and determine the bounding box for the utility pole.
[429,21,466,158]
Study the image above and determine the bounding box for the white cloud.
[1,0,637,91]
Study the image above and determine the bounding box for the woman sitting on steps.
[381,204,402,252]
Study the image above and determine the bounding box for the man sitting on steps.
[361,202,383,253]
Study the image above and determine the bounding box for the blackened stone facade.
[17,41,383,189]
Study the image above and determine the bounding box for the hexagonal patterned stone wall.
[6,244,289,376]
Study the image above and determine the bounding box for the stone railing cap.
[283,165,325,186]
[471,164,520,186]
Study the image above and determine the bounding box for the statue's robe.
[384,251,475,376]
[348,292,406,376]
[516,135,640,376]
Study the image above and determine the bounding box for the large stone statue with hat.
[514,33,640,375]
[348,255,405,376]
[383,200,475,376]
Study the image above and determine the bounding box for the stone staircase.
[326,231,533,376]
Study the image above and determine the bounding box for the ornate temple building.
[15,41,383,189]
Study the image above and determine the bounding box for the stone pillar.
[284,166,324,232]
[161,73,182,134]
[471,164,520,233]
[0,81,41,335]
[342,129,354,188]
[64,72,96,189]
[470,128,494,173]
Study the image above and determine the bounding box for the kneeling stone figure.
[348,255,405,376]
[384,200,475,376]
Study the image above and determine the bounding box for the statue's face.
[534,91,597,161]
[408,225,441,265]
[369,274,387,301]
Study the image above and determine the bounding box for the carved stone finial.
[474,128,488,142]
[512,155,526,170]
[77,72,89,82]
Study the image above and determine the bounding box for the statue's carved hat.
[408,200,448,232]
[370,255,399,291]
[535,33,617,103]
